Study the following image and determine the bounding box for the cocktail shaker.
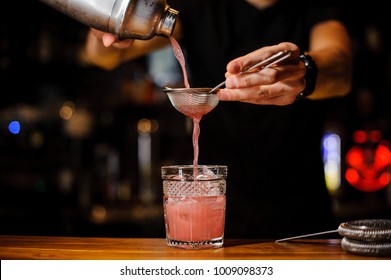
[38,0,179,40]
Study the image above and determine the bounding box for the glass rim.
[161,164,227,169]
[161,165,228,180]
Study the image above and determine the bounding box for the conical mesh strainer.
[163,87,219,118]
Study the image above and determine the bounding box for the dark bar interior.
[1,1,390,238]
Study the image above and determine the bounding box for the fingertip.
[102,33,116,47]
[226,61,243,74]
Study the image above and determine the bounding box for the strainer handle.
[209,50,291,93]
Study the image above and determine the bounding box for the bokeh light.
[8,120,21,134]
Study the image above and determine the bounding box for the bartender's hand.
[82,28,172,70]
[217,19,352,105]
[217,42,306,106]
[81,29,135,70]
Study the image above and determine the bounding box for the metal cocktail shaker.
[38,0,179,40]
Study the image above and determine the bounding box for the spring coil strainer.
[276,219,391,257]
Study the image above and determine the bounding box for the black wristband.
[296,53,318,100]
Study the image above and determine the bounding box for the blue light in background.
[8,120,21,134]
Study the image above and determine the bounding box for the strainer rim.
[162,87,215,94]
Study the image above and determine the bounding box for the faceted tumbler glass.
[161,165,227,249]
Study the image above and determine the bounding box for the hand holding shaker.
[38,0,178,40]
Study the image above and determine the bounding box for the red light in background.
[369,130,382,143]
[353,130,367,144]
[345,131,391,192]
[352,129,383,144]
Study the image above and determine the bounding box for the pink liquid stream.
[169,36,202,167]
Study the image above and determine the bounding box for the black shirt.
[168,0,347,238]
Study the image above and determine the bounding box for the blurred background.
[1,1,391,238]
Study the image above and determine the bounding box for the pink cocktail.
[165,196,225,243]
[162,165,227,249]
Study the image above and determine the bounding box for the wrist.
[296,53,318,100]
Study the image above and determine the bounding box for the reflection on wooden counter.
[0,235,387,260]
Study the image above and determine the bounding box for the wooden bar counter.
[0,235,387,260]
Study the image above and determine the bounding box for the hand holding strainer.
[163,50,291,118]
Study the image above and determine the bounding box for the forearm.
[305,20,353,100]
[307,48,352,100]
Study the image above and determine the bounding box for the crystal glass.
[161,165,227,249]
